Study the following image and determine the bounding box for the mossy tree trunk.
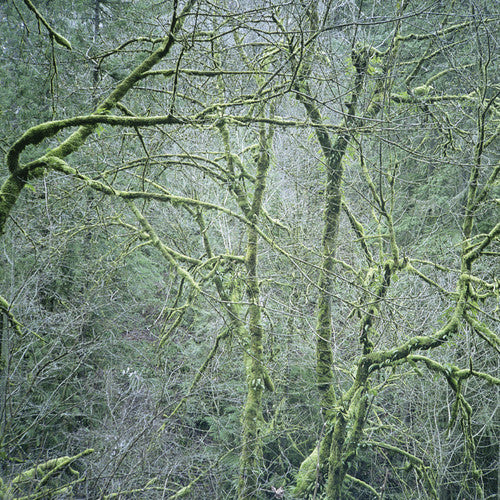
[238,119,275,499]
[289,4,409,497]
[289,30,371,497]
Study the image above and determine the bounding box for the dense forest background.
[0,0,498,498]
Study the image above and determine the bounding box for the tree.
[0,0,498,498]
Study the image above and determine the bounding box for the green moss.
[0,173,27,235]
[294,447,319,496]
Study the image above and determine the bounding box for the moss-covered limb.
[483,121,499,149]
[324,409,348,498]
[389,91,483,104]
[237,93,275,496]
[47,0,195,160]
[464,221,500,264]
[462,94,491,247]
[47,155,296,282]
[261,206,290,232]
[359,152,400,267]
[1,1,194,236]
[7,448,93,494]
[404,262,458,298]
[224,113,348,131]
[250,121,274,219]
[238,371,265,499]
[22,0,72,50]
[44,155,255,230]
[460,273,499,294]
[342,203,374,264]
[366,314,461,369]
[359,261,392,355]
[115,221,199,267]
[286,21,373,496]
[344,386,369,458]
[465,314,500,354]
[34,450,90,489]
[345,474,381,498]
[364,441,438,498]
[0,294,23,337]
[395,18,494,44]
[145,68,276,79]
[425,63,476,87]
[121,153,230,183]
[8,114,185,170]
[293,384,372,496]
[0,171,29,236]
[295,41,370,415]
[101,486,176,499]
[127,201,200,292]
[409,258,458,274]
[214,61,277,499]
[161,211,247,418]
[8,479,85,500]
[159,305,189,347]
[189,82,284,123]
[472,160,500,211]
[324,388,367,498]
[403,40,472,89]
[295,366,370,497]
[82,151,229,184]
[216,120,252,219]
[372,356,481,485]
[367,440,426,467]
[98,36,163,60]
[408,354,500,386]
[194,210,246,317]
[294,445,321,496]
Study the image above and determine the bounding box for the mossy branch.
[7,114,183,172]
[365,441,438,498]
[342,203,374,264]
[405,262,458,298]
[366,315,460,370]
[345,474,381,498]
[43,156,254,229]
[408,354,500,386]
[465,314,500,353]
[464,221,500,264]
[22,0,72,50]
[102,486,175,499]
[168,326,230,418]
[2,1,196,236]
[127,201,200,292]
[0,294,23,337]
[5,449,93,498]
[395,19,495,43]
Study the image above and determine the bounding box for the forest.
[0,0,498,498]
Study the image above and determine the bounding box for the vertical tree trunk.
[292,13,371,494]
[238,123,274,500]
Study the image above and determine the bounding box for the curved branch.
[22,0,72,50]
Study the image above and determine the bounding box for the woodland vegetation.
[0,0,499,498]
